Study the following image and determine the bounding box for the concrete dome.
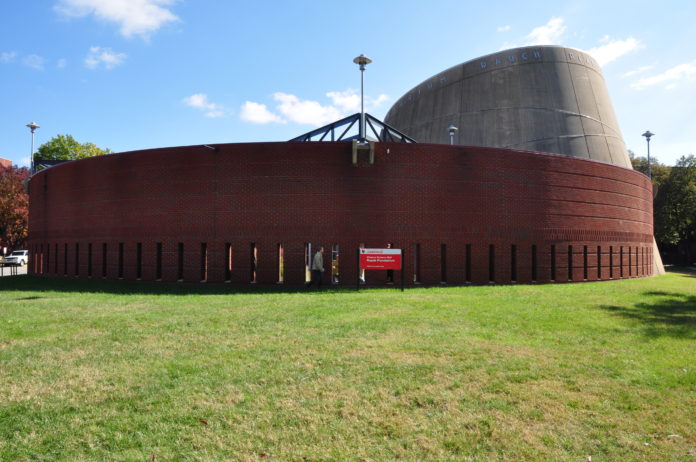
[384,46,632,168]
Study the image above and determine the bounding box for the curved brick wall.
[28,142,653,286]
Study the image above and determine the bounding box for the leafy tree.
[34,134,111,164]
[629,150,670,193]
[654,155,696,247]
[0,163,29,250]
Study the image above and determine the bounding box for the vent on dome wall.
[289,113,416,143]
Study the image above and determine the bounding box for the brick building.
[27,142,654,286]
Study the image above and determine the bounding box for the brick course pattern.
[28,142,654,286]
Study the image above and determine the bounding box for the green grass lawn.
[1,271,694,461]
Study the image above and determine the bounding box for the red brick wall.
[27,142,654,286]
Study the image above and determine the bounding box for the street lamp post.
[353,54,372,142]
[448,125,458,145]
[642,130,654,179]
[26,121,40,174]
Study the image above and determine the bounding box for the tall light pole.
[26,121,40,173]
[642,130,654,179]
[448,125,458,145]
[353,54,372,142]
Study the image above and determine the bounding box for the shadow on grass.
[0,275,377,296]
[664,265,696,278]
[601,289,696,339]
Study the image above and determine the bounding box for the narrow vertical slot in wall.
[567,245,573,281]
[304,243,312,284]
[63,243,68,276]
[250,243,257,283]
[156,242,163,280]
[413,243,421,283]
[510,244,517,283]
[465,244,472,283]
[551,244,556,281]
[55,243,59,274]
[136,242,143,280]
[620,246,624,278]
[628,246,632,277]
[640,247,643,275]
[177,242,184,281]
[118,242,124,279]
[46,244,50,275]
[488,244,495,283]
[75,243,80,276]
[88,243,93,278]
[440,243,447,284]
[531,244,537,282]
[102,243,107,278]
[597,246,602,280]
[583,245,588,280]
[277,243,284,284]
[224,243,232,282]
[200,243,208,282]
[636,247,639,276]
[609,246,614,279]
[331,244,339,284]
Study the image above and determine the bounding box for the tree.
[653,155,696,249]
[0,163,29,250]
[629,150,671,193]
[34,134,111,164]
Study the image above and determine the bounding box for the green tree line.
[630,152,696,260]
[34,134,111,165]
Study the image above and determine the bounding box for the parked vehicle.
[3,250,28,266]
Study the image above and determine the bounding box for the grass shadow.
[0,274,379,296]
[664,265,696,277]
[601,289,696,339]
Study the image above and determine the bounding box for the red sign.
[360,248,402,270]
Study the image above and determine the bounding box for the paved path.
[0,265,27,277]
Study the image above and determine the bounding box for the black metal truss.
[289,113,416,143]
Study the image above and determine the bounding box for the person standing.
[307,247,325,289]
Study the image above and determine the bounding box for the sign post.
[401,248,405,292]
[358,247,403,291]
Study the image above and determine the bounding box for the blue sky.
[1,0,694,167]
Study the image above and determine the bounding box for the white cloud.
[241,89,389,126]
[497,25,511,32]
[182,93,225,118]
[523,17,566,45]
[22,54,45,70]
[57,58,68,69]
[587,36,644,66]
[369,93,389,108]
[20,156,31,166]
[240,101,285,124]
[84,46,127,69]
[326,89,360,113]
[631,61,696,90]
[326,89,389,113]
[55,0,179,39]
[273,92,343,126]
[1,51,17,63]
[622,65,653,78]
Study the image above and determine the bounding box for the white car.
[3,250,29,266]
